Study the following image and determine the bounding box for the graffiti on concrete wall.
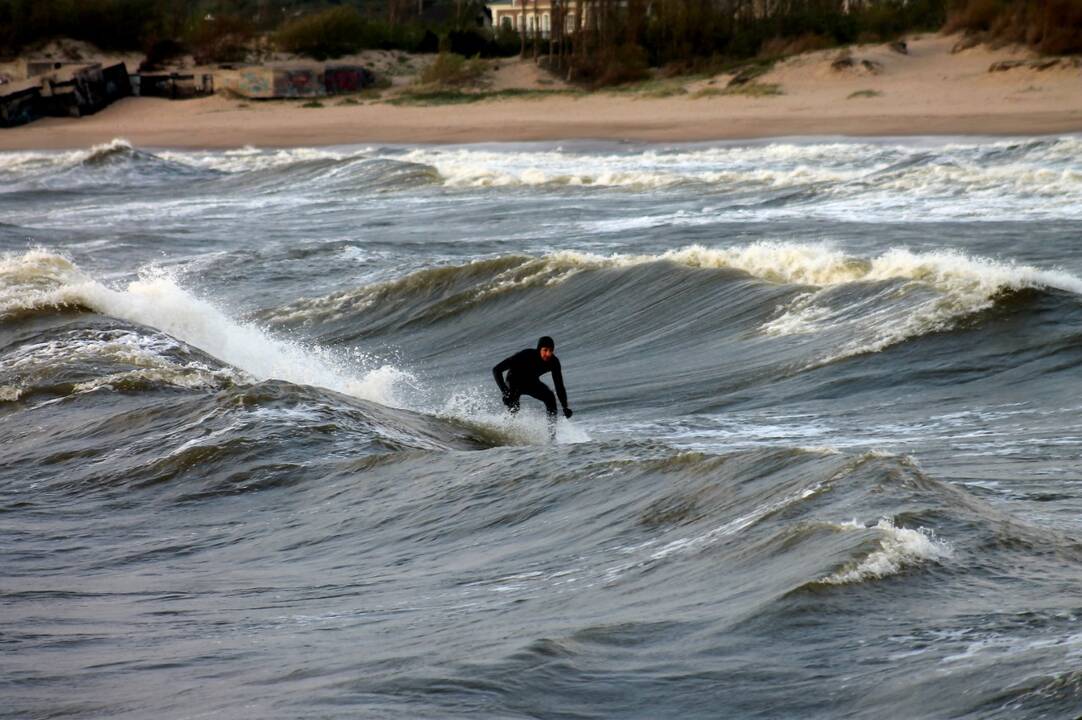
[324,66,373,94]
[221,65,372,99]
[239,69,271,97]
[274,69,324,98]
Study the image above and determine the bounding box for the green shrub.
[418,53,489,87]
[187,13,254,64]
[276,6,367,60]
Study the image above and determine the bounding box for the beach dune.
[2,34,1080,149]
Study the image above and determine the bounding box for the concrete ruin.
[0,61,214,128]
[134,73,213,99]
[1,60,376,128]
[216,65,324,99]
[216,63,375,99]
[0,62,134,127]
[0,86,41,127]
[324,65,376,94]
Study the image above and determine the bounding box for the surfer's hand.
[502,392,515,408]
[563,407,573,419]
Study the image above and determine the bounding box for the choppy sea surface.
[3,136,1082,719]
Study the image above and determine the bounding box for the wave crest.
[820,518,953,585]
[0,250,413,407]
[0,249,92,317]
[79,138,137,166]
[0,327,246,401]
[761,246,1082,362]
[264,243,1082,363]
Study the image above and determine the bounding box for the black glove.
[563,407,573,419]
[502,392,515,409]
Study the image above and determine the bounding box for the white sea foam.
[157,146,367,174]
[70,367,229,394]
[6,137,1082,221]
[438,388,590,445]
[401,146,863,189]
[531,241,1081,363]
[0,138,135,171]
[392,137,1082,220]
[411,242,1082,298]
[0,250,413,406]
[264,251,601,327]
[0,139,372,181]
[599,242,1082,300]
[822,518,953,585]
[3,330,187,372]
[0,326,246,397]
[264,241,1082,362]
[756,244,1082,362]
[0,139,141,188]
[687,240,1077,362]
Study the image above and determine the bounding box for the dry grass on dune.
[945,0,1082,55]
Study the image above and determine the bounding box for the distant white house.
[488,0,580,39]
[487,0,898,38]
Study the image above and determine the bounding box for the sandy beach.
[2,34,1081,149]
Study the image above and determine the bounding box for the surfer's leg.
[505,387,521,414]
[519,382,557,417]
[520,382,558,437]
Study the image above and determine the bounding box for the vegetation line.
[1,0,1078,90]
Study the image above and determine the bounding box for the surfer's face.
[539,347,554,362]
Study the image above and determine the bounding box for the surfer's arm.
[551,360,569,409]
[492,356,513,394]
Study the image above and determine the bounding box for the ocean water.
[3,136,1082,719]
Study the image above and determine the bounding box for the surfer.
[492,336,573,432]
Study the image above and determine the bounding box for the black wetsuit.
[492,348,568,420]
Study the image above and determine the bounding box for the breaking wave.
[6,134,1082,720]
[820,518,954,585]
[0,250,413,406]
[0,327,245,401]
[263,243,1082,364]
[6,136,1082,221]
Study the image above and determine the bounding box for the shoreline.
[4,96,1082,151]
[4,34,1082,151]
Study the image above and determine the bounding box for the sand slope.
[2,34,1080,149]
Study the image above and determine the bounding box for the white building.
[488,0,583,39]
